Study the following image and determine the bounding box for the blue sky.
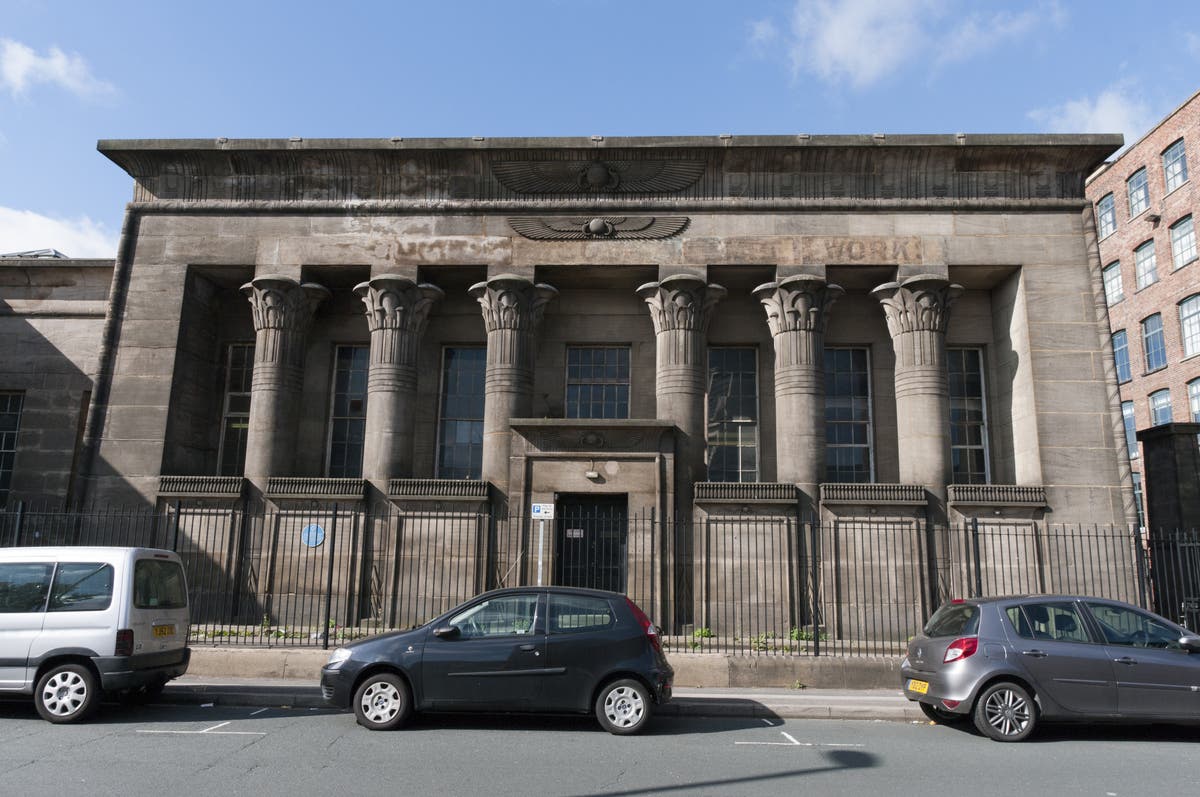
[2,0,1198,257]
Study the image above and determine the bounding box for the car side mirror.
[1179,634,1200,653]
[433,625,461,640]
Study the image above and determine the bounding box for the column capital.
[353,275,444,335]
[636,274,726,335]
[753,276,844,337]
[240,275,330,334]
[469,274,558,333]
[870,274,963,338]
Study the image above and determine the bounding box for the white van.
[0,546,191,723]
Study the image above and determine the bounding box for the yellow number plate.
[907,679,929,694]
[153,624,175,638]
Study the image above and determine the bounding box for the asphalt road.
[0,699,1197,796]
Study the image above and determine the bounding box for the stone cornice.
[99,138,1120,204]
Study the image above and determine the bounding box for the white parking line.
[736,731,866,748]
[249,708,268,716]
[137,720,266,736]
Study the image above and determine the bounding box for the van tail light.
[116,629,134,657]
[625,598,662,654]
[944,637,978,663]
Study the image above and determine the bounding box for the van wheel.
[595,679,652,735]
[36,664,98,723]
[973,681,1037,742]
[353,673,412,730]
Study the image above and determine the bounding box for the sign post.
[531,503,555,585]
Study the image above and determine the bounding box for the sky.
[1,0,1198,258]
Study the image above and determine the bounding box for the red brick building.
[1086,89,1200,527]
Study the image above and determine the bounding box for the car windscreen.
[924,603,979,637]
[134,559,188,609]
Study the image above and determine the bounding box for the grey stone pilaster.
[241,276,330,487]
[354,275,443,487]
[872,274,962,503]
[469,274,558,498]
[637,274,726,517]
[754,276,844,512]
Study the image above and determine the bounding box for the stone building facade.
[1086,89,1200,529]
[0,135,1140,624]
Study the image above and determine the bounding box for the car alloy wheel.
[596,679,652,735]
[35,664,97,724]
[973,681,1036,742]
[353,673,412,731]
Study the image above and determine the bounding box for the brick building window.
[566,346,630,419]
[824,348,872,483]
[1131,472,1145,529]
[1121,401,1138,460]
[1189,379,1200,422]
[327,345,368,478]
[1127,168,1150,217]
[948,348,989,484]
[1112,330,1132,383]
[1097,193,1116,238]
[218,343,254,477]
[0,392,22,506]
[1163,138,1188,193]
[1142,314,1167,372]
[1102,261,1123,305]
[707,347,759,483]
[1149,389,1172,426]
[437,347,485,480]
[1171,215,1197,269]
[1181,295,1200,358]
[1134,240,1157,289]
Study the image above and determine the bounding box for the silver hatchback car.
[901,595,1200,741]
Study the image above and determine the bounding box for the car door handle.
[518,644,538,651]
[1021,649,1048,658]
[1113,656,1137,665]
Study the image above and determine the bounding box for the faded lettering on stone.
[803,236,922,265]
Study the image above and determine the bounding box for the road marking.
[137,720,266,737]
[761,718,774,726]
[250,708,268,716]
[736,731,866,748]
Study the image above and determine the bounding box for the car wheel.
[973,681,1037,742]
[919,701,966,724]
[353,672,412,731]
[35,663,98,724]
[595,679,652,735]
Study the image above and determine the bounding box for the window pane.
[1127,168,1149,216]
[1134,241,1158,289]
[1142,314,1167,371]
[48,563,114,612]
[1132,472,1145,529]
[0,563,53,613]
[1180,295,1200,358]
[1102,262,1123,305]
[824,348,872,483]
[1112,331,1131,383]
[1150,390,1172,426]
[1190,379,1200,423]
[707,347,759,482]
[1121,401,1138,460]
[437,348,486,479]
[1163,139,1188,193]
[1097,194,1116,238]
[0,392,22,505]
[566,346,630,420]
[1171,216,1196,269]
[948,349,988,484]
[327,345,369,478]
[218,344,254,477]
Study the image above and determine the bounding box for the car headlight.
[325,647,353,670]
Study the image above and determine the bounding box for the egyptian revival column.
[470,274,558,500]
[872,274,963,505]
[637,273,726,518]
[241,275,330,488]
[354,276,444,488]
[754,276,844,515]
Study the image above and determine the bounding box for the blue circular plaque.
[301,524,326,548]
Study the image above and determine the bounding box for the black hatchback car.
[320,586,673,734]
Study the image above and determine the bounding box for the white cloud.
[1028,82,1155,145]
[0,207,118,258]
[782,0,1064,89]
[0,38,114,99]
[1187,31,1200,58]
[747,18,779,56]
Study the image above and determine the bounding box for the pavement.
[162,674,924,723]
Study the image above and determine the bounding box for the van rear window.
[924,603,980,637]
[134,559,187,609]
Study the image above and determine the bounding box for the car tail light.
[941,699,961,709]
[943,637,978,663]
[625,597,662,654]
[116,629,134,656]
